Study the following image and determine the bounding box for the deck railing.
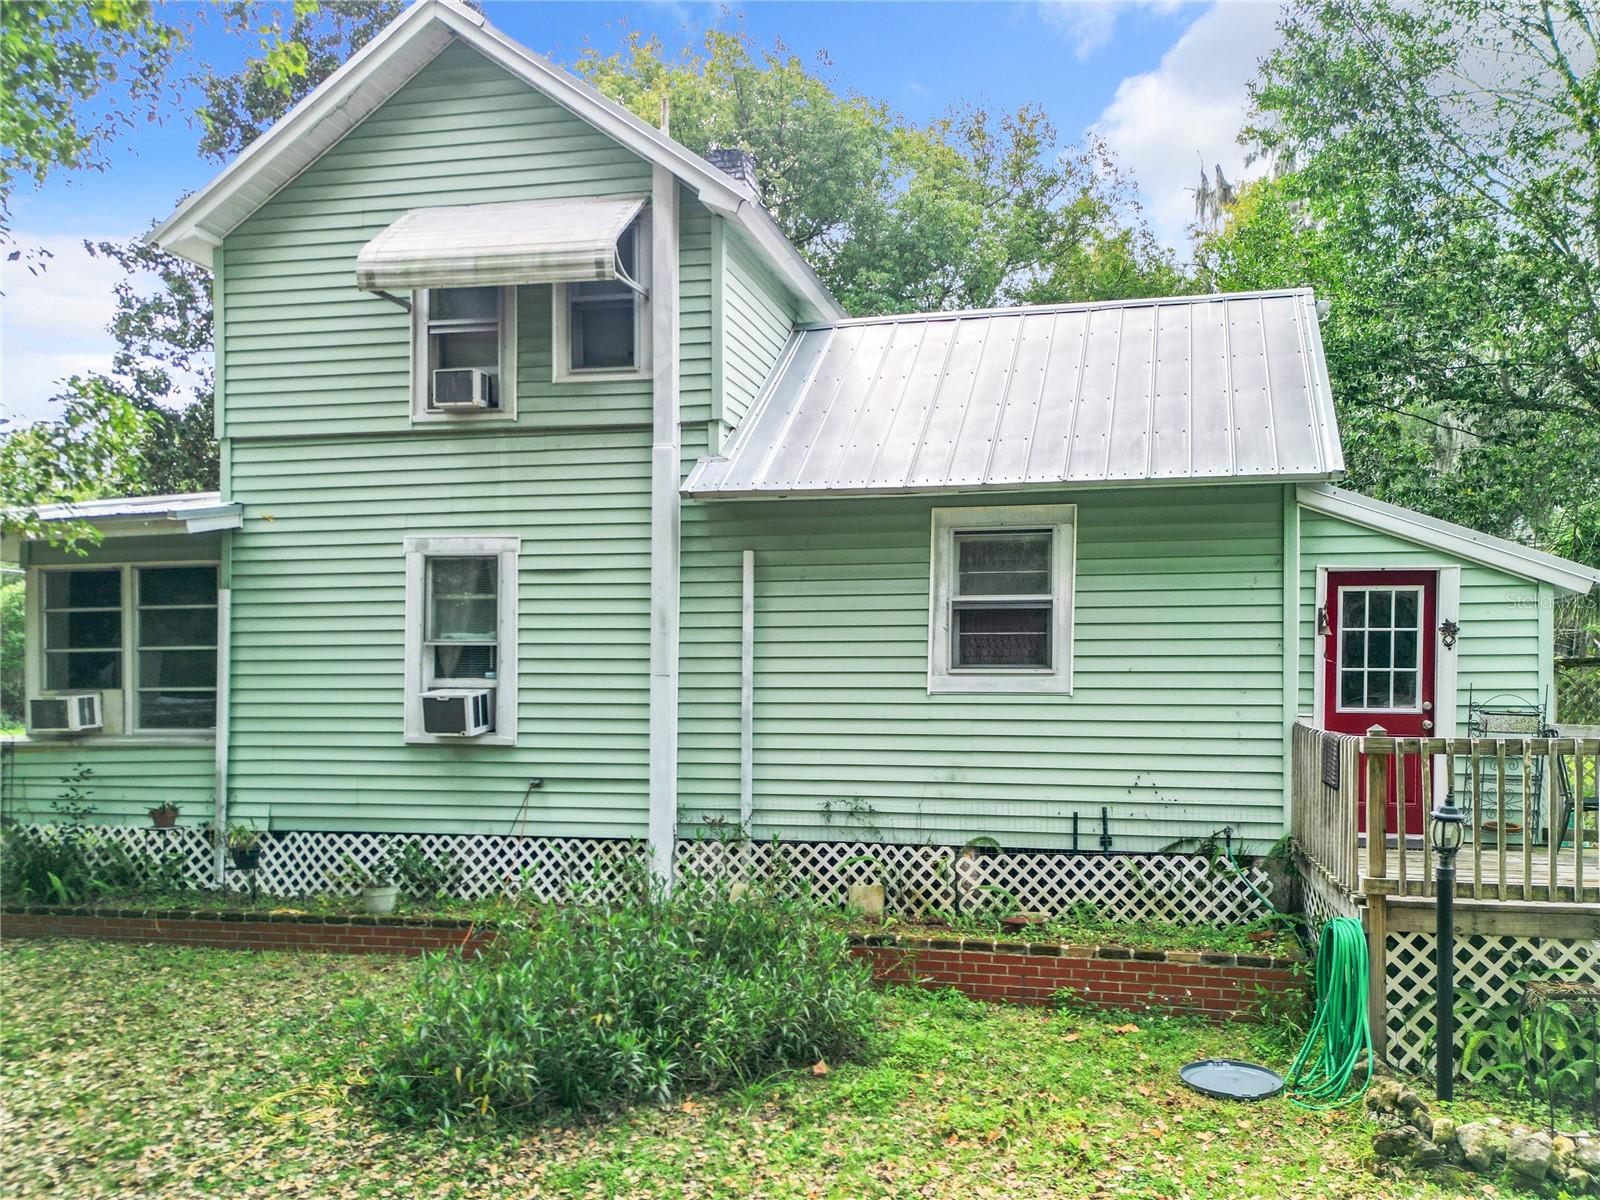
[1291,720,1600,904]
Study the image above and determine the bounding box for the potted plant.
[149,801,180,829]
[225,821,264,871]
[337,854,400,915]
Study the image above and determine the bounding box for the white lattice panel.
[12,824,214,890]
[1385,931,1600,1077]
[1295,850,1360,934]
[675,839,1274,925]
[241,832,646,902]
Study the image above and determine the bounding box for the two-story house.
[5,0,1596,919]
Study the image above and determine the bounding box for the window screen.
[426,286,501,407]
[425,556,498,684]
[137,565,218,729]
[43,570,122,689]
[951,531,1054,669]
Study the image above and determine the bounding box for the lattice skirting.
[1294,852,1360,934]
[1385,930,1600,1077]
[675,838,1274,925]
[7,825,1274,924]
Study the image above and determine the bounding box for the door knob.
[1422,719,1434,731]
[1421,700,1433,712]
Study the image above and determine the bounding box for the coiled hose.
[1285,917,1373,1109]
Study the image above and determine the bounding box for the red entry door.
[1322,570,1437,837]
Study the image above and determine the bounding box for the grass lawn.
[1,940,1496,1199]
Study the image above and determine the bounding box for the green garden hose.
[1285,917,1373,1109]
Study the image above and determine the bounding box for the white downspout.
[647,165,681,886]
[740,548,755,835]
[213,584,231,885]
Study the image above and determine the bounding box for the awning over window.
[355,195,647,292]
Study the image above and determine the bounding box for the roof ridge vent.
[706,146,759,198]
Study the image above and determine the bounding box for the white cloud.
[1093,1,1284,250]
[0,233,143,427]
[1038,0,1186,60]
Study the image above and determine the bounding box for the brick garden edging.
[2,905,1306,1021]
[848,934,1307,1022]
[0,905,494,956]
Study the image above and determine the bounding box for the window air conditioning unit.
[29,694,103,734]
[432,367,495,410]
[421,689,493,737]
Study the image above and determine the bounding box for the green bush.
[367,875,883,1124]
[0,823,149,904]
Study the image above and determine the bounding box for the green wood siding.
[3,743,213,825]
[720,230,797,431]
[678,485,1288,851]
[221,41,656,440]
[224,432,650,834]
[1296,508,1546,730]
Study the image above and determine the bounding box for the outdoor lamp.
[1430,789,1466,1100]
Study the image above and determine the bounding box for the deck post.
[1366,725,1389,882]
[1365,892,1389,1065]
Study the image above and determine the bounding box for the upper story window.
[411,285,517,421]
[31,564,219,734]
[928,505,1075,694]
[403,536,518,746]
[554,218,651,381]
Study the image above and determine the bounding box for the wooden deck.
[1360,838,1598,905]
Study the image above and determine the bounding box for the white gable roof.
[684,290,1344,499]
[1298,483,1600,596]
[149,0,842,322]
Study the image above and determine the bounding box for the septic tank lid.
[1179,1059,1284,1101]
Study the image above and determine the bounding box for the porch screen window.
[403,536,519,746]
[43,570,122,689]
[929,505,1075,694]
[1337,586,1423,711]
[136,566,219,729]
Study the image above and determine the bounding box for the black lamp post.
[1431,789,1467,1100]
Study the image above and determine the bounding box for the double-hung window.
[403,536,518,745]
[410,285,517,420]
[554,217,650,380]
[31,563,219,734]
[928,505,1075,694]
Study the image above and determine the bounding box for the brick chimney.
[706,147,759,197]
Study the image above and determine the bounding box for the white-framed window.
[928,505,1075,695]
[553,217,651,381]
[410,285,518,421]
[1335,585,1425,713]
[403,536,518,745]
[29,562,219,735]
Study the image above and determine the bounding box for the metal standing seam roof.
[683,289,1345,499]
[355,195,647,292]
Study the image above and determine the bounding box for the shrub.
[367,875,882,1124]
[0,823,151,904]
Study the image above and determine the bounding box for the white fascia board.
[1297,483,1600,596]
[149,0,845,322]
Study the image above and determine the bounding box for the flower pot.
[149,807,179,829]
[361,885,400,915]
[846,883,886,921]
[230,846,261,872]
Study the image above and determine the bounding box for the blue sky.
[1,1,1285,423]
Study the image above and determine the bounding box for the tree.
[575,27,1181,315]
[1202,0,1600,567]
[0,0,183,252]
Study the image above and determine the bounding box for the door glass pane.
[1393,629,1418,670]
[1393,670,1418,708]
[1341,590,1365,628]
[1340,669,1364,708]
[953,605,1050,668]
[140,566,217,606]
[1367,672,1392,708]
[957,533,1051,596]
[1367,631,1392,668]
[46,570,120,609]
[1340,631,1365,667]
[1367,590,1392,628]
[1394,590,1418,629]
